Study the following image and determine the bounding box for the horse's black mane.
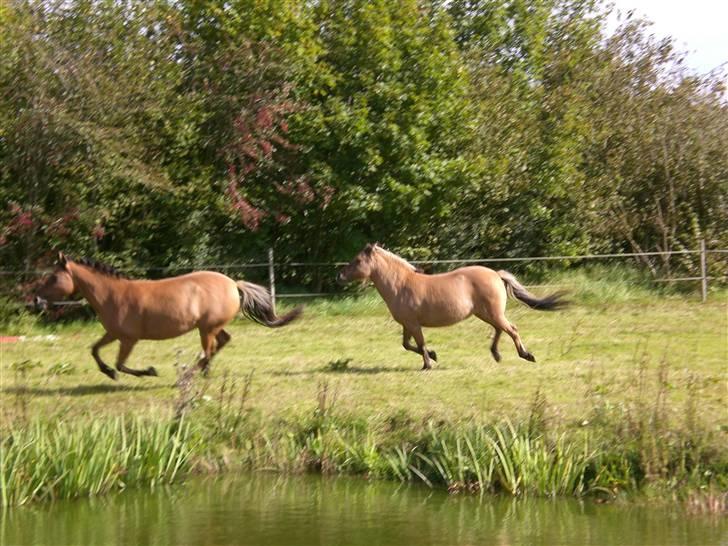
[72,257,128,279]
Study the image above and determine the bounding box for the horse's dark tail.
[497,271,568,311]
[236,281,303,327]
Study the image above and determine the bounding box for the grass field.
[2,289,725,426]
[1,277,726,506]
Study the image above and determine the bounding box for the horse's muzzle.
[33,296,49,311]
[336,272,348,286]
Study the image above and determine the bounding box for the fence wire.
[6,246,726,308]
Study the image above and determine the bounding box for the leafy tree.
[1,0,725,291]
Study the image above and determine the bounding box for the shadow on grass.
[271,365,437,376]
[2,383,168,397]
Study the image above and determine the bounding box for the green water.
[1,474,724,546]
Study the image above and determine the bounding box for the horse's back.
[416,265,501,291]
[415,264,491,280]
[124,271,240,338]
[145,270,234,286]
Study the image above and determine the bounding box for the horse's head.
[35,252,75,309]
[337,243,378,285]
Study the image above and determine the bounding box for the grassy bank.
[1,389,726,509]
[1,273,726,509]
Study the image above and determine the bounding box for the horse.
[35,253,302,380]
[337,243,566,370]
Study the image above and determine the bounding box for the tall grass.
[547,264,666,303]
[411,424,594,496]
[235,375,726,506]
[0,417,195,506]
[1,398,724,509]
[245,419,596,497]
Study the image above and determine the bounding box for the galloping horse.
[35,253,302,380]
[337,244,566,369]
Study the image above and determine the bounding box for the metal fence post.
[700,239,708,303]
[268,248,276,314]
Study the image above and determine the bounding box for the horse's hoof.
[147,366,159,376]
[491,351,502,363]
[421,364,433,371]
[522,353,536,363]
[104,368,118,381]
[428,351,438,362]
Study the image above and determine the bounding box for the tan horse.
[337,244,566,369]
[35,253,301,380]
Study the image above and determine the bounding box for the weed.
[46,361,75,378]
[324,358,352,372]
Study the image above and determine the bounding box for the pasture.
[1,278,726,508]
[2,288,725,432]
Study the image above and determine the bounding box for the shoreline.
[2,405,726,514]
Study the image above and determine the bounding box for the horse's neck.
[69,265,118,310]
[369,255,412,299]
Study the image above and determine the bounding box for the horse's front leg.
[116,338,157,377]
[92,332,118,380]
[402,328,437,362]
[409,325,434,370]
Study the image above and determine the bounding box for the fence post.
[699,239,708,303]
[268,248,276,314]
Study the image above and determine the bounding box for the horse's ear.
[363,243,374,255]
[58,252,68,268]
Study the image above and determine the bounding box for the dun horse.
[337,244,566,369]
[35,253,302,380]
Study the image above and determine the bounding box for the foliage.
[0,0,726,290]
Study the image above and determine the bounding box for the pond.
[2,473,724,545]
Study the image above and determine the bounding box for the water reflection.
[1,474,724,546]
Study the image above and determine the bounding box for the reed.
[235,381,725,504]
[246,419,596,497]
[1,400,724,509]
[0,417,195,506]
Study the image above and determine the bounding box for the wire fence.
[265,245,725,302]
[5,242,727,309]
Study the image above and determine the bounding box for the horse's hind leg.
[402,328,437,362]
[490,328,502,362]
[196,330,216,376]
[92,332,118,380]
[116,338,157,377]
[497,318,535,362]
[473,310,503,362]
[192,328,229,378]
[214,329,231,356]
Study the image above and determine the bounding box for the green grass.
[0,417,194,505]
[0,272,726,507]
[2,291,723,426]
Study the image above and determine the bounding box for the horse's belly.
[139,317,197,340]
[417,301,473,328]
[419,312,472,328]
[122,302,200,340]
